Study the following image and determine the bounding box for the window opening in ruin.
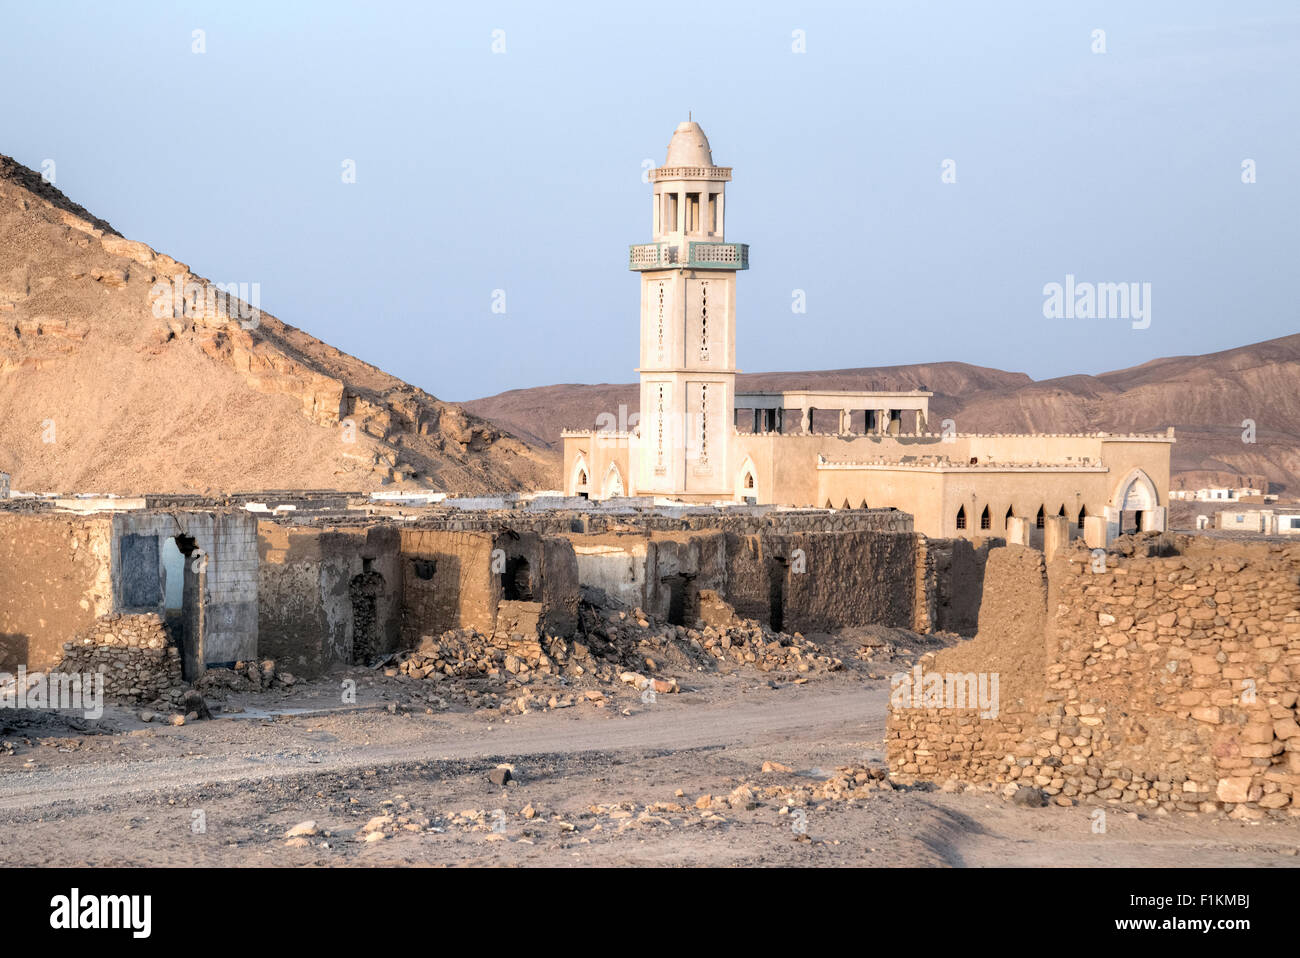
[980,506,991,530]
[121,533,162,608]
[412,558,436,581]
[1036,506,1045,529]
[503,556,533,601]
[349,570,385,665]
[956,505,966,530]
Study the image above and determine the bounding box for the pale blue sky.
[2,1,1296,400]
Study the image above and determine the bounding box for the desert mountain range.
[465,338,1300,497]
[0,154,554,495]
[3,151,1295,499]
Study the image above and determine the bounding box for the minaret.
[629,120,748,498]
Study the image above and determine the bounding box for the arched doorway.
[603,462,625,498]
[1112,469,1158,534]
[736,458,758,504]
[572,455,591,499]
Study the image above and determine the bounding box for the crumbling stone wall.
[258,523,401,676]
[59,613,184,703]
[887,541,1300,818]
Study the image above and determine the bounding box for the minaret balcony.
[628,241,749,271]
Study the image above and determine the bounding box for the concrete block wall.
[113,511,259,664]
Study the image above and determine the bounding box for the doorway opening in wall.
[1121,510,1144,535]
[662,573,693,626]
[166,534,202,680]
[161,535,192,651]
[768,556,788,633]
[349,569,385,665]
[503,556,533,601]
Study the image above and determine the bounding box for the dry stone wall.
[59,613,184,704]
[888,540,1300,819]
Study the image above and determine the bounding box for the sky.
[2,1,1297,401]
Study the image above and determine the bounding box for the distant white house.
[1171,486,1265,502]
[1217,509,1300,535]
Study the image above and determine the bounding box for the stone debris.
[387,597,843,712]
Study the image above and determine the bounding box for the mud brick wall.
[766,530,920,633]
[59,613,183,703]
[0,511,114,670]
[888,546,1047,780]
[258,523,402,676]
[887,542,1300,818]
[399,529,499,642]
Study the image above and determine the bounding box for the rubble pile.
[389,596,844,711]
[196,659,297,696]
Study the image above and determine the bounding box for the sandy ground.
[2,648,1299,869]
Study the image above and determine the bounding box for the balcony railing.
[687,241,748,269]
[628,243,676,270]
[628,241,749,271]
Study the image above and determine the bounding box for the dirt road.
[0,673,1296,867]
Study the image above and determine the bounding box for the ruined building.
[561,121,1174,545]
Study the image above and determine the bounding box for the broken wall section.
[887,540,1300,818]
[258,523,402,677]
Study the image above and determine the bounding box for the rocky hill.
[0,154,556,495]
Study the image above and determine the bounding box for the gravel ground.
[1,643,1297,867]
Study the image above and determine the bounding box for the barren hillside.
[0,154,558,495]
[465,340,1300,496]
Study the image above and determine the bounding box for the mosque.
[561,121,1173,544]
